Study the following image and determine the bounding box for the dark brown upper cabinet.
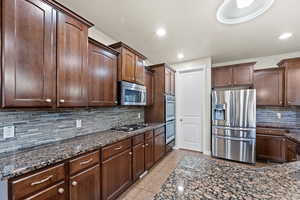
[56,12,90,107]
[212,62,255,88]
[2,0,57,108]
[135,56,146,85]
[170,70,176,95]
[278,58,300,106]
[212,67,233,88]
[145,69,154,106]
[254,68,284,106]
[88,38,119,107]
[1,0,94,108]
[109,42,147,85]
[164,67,176,96]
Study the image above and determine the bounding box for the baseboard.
[203,150,211,156]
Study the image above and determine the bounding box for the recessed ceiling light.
[177,53,184,60]
[279,33,293,40]
[156,28,166,37]
[236,0,255,9]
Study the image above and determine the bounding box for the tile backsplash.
[257,107,300,129]
[0,107,144,154]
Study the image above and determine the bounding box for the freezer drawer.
[212,126,256,139]
[212,135,256,164]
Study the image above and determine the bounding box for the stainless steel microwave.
[119,81,147,106]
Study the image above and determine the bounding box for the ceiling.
[57,0,300,64]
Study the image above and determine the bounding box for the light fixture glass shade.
[236,0,255,9]
[217,0,274,24]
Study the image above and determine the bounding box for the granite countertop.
[0,123,164,180]
[153,156,300,200]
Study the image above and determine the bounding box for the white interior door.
[177,69,205,152]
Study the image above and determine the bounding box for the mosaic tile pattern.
[153,155,300,200]
[0,123,164,180]
[257,106,300,129]
[0,107,144,154]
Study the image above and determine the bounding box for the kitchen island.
[153,156,300,200]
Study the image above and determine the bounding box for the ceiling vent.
[216,0,274,24]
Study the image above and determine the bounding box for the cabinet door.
[256,134,286,162]
[121,48,136,83]
[254,69,284,106]
[102,149,132,200]
[88,43,117,106]
[165,68,171,94]
[70,165,100,200]
[145,70,154,106]
[135,56,145,85]
[2,0,56,107]
[132,143,145,181]
[285,65,300,106]
[154,133,166,163]
[145,137,154,170]
[232,64,253,86]
[170,71,176,95]
[25,182,66,200]
[57,12,88,107]
[212,67,233,88]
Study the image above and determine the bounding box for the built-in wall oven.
[165,95,175,121]
[119,81,147,106]
[166,120,176,144]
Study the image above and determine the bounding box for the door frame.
[174,63,211,155]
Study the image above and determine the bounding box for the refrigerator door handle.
[215,136,254,142]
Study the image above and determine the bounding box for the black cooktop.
[111,123,149,132]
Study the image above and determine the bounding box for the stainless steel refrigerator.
[211,89,256,164]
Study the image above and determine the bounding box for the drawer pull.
[45,98,52,103]
[72,181,78,187]
[145,144,149,147]
[30,175,53,186]
[114,146,123,151]
[129,152,132,155]
[142,145,145,148]
[60,99,65,103]
[80,158,93,165]
[58,188,65,194]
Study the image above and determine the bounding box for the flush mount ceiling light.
[279,32,293,40]
[217,0,275,24]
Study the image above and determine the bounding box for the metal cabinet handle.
[72,181,78,187]
[31,175,53,186]
[142,145,145,148]
[80,158,93,165]
[60,99,65,103]
[45,99,52,103]
[58,188,65,194]
[145,144,149,147]
[114,146,123,151]
[129,152,132,155]
[115,101,118,104]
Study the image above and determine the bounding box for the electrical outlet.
[3,126,15,139]
[76,120,82,128]
[277,113,282,119]
[137,113,141,119]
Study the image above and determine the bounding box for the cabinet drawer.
[24,182,66,200]
[69,151,99,175]
[145,130,154,139]
[11,164,65,200]
[287,139,297,152]
[154,127,165,136]
[256,128,288,136]
[102,139,131,161]
[133,134,145,146]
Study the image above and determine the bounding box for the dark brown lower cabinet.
[145,137,154,170]
[102,149,132,200]
[256,134,287,162]
[286,139,298,162]
[132,143,145,181]
[25,182,66,200]
[69,165,100,200]
[154,132,166,163]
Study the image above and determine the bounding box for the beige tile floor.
[117,149,271,200]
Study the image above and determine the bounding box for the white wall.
[213,51,300,70]
[88,27,117,45]
[172,57,212,155]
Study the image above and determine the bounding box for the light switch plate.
[276,113,282,119]
[76,120,82,128]
[3,126,15,139]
